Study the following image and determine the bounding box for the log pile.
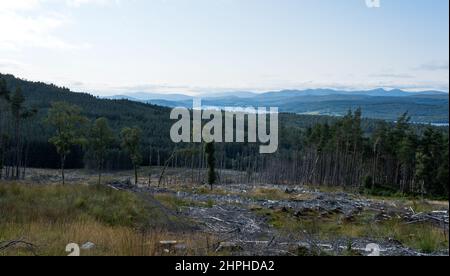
[406,210,449,229]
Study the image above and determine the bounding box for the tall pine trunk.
[134,165,138,186]
[61,154,66,185]
[98,165,102,186]
[98,155,103,185]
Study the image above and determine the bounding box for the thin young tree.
[121,127,142,186]
[0,79,10,179]
[46,102,88,185]
[10,86,25,179]
[89,117,115,185]
[20,108,37,179]
[205,142,216,190]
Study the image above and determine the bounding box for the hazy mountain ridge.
[107,89,449,123]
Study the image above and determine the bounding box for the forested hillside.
[0,73,392,169]
[0,73,448,198]
[0,73,175,170]
[116,89,449,124]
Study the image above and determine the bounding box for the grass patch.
[194,186,228,196]
[154,193,214,210]
[247,188,289,201]
[361,218,448,254]
[0,220,213,256]
[254,207,449,254]
[0,183,150,228]
[408,200,448,214]
[250,188,290,201]
[0,183,215,256]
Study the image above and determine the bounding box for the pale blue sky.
[0,0,448,95]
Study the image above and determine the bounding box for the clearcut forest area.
[0,74,448,256]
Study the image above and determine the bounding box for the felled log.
[0,239,38,256]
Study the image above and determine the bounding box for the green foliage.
[4,85,38,179]
[0,183,153,229]
[415,127,449,197]
[88,118,115,184]
[0,78,10,176]
[121,127,143,165]
[46,102,88,157]
[305,111,449,198]
[45,102,88,184]
[0,78,10,101]
[121,126,143,185]
[0,74,447,198]
[89,118,115,158]
[436,136,449,196]
[10,86,25,118]
[0,73,176,170]
[254,207,448,254]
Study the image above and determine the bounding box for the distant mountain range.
[107,92,192,102]
[105,89,449,124]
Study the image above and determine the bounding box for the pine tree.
[121,127,142,186]
[416,127,446,197]
[205,142,216,190]
[10,86,25,179]
[89,118,115,185]
[0,79,10,179]
[46,102,88,185]
[436,134,449,197]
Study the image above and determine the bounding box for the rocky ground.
[18,168,449,256]
[108,180,449,256]
[0,168,449,256]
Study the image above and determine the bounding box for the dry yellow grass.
[0,182,216,256]
[0,220,215,256]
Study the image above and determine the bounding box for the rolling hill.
[108,88,449,124]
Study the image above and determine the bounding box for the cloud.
[0,0,119,11]
[0,11,83,51]
[0,0,42,11]
[416,61,449,71]
[112,83,195,93]
[369,73,414,79]
[65,0,121,8]
[0,0,118,51]
[0,59,27,70]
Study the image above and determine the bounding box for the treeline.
[0,73,407,171]
[0,82,144,185]
[0,74,448,198]
[306,109,449,197]
[0,73,176,171]
[250,110,448,198]
[0,80,37,179]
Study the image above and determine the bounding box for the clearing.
[0,168,448,256]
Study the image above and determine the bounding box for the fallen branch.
[0,239,38,256]
[208,216,225,223]
[158,149,178,188]
[107,184,120,191]
[267,236,276,247]
[405,210,449,228]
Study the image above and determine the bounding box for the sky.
[0,0,448,96]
